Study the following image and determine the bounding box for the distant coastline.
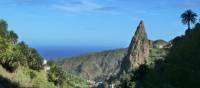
[34,46,125,59]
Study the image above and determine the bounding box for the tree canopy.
[0,19,44,72]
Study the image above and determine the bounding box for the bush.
[134,64,149,80]
[27,48,43,71]
[0,45,20,72]
[29,71,36,79]
[0,20,44,72]
[48,65,66,87]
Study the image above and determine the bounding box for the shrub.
[0,45,20,72]
[27,48,43,71]
[29,71,36,79]
[134,64,149,80]
[48,65,66,87]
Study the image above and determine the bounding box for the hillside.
[0,18,168,88]
[0,65,55,88]
[113,23,200,88]
[137,23,200,88]
[0,65,88,88]
[57,21,168,82]
[0,20,88,88]
[57,48,127,81]
[1,8,199,88]
[57,47,167,81]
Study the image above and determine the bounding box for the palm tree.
[181,9,198,29]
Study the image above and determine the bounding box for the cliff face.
[122,21,150,72]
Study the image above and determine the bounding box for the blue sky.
[0,0,199,58]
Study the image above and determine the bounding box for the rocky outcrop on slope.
[122,21,150,72]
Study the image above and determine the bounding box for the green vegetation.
[148,48,168,65]
[136,22,200,88]
[48,61,88,88]
[0,19,43,72]
[0,65,56,88]
[58,43,168,88]
[0,19,88,88]
[114,10,200,88]
[48,62,67,87]
[57,48,127,81]
[108,47,167,88]
[1,9,200,88]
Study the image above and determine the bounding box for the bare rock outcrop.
[122,21,150,72]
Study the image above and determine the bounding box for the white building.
[43,59,50,71]
[43,59,47,65]
[45,66,50,71]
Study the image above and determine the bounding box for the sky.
[0,0,199,59]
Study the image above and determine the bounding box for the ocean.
[33,46,117,60]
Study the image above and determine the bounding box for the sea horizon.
[33,45,126,60]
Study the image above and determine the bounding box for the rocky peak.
[122,20,150,72]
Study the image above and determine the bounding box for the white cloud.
[53,0,119,14]
[55,0,101,12]
[0,0,119,14]
[181,0,200,8]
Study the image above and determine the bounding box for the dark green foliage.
[0,45,21,72]
[148,48,168,65]
[0,19,44,72]
[0,75,21,88]
[138,23,200,88]
[47,60,56,67]
[0,19,8,37]
[0,20,8,53]
[133,64,149,80]
[48,65,66,87]
[113,71,136,88]
[7,30,18,44]
[115,11,200,88]
[27,48,43,71]
[181,9,198,29]
[16,42,29,66]
[29,71,36,79]
[0,38,7,53]
[163,23,200,88]
[113,65,149,88]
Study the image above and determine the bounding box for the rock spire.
[122,20,150,72]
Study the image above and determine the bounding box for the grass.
[0,65,88,88]
[0,65,56,88]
